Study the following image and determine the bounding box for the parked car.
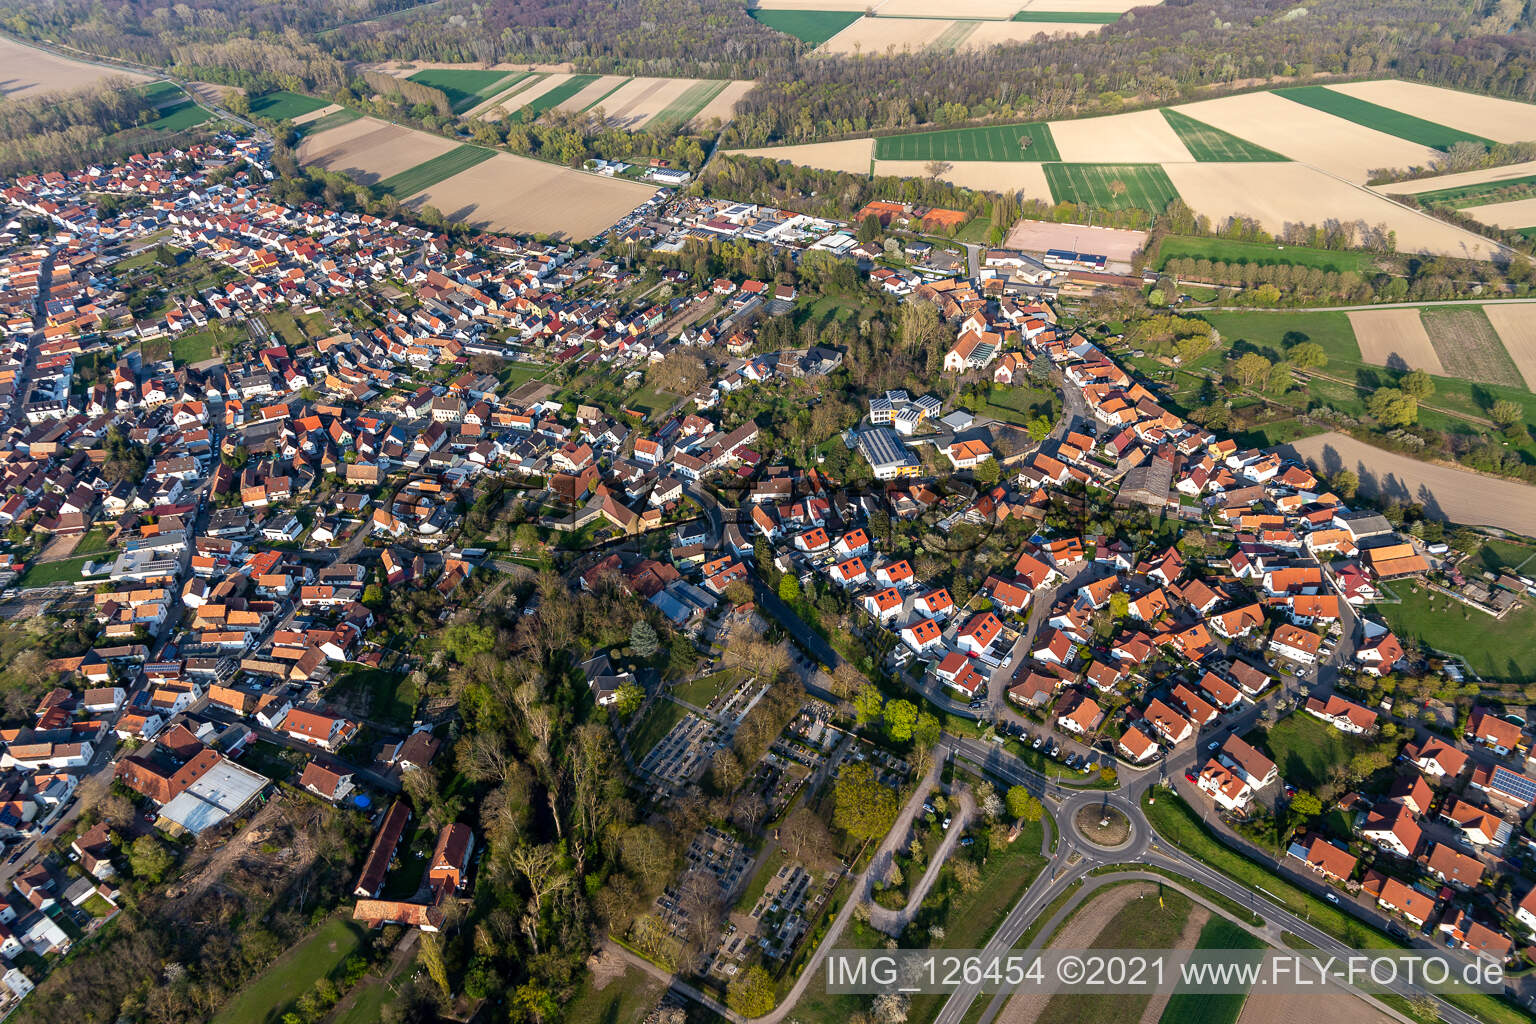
[1184,771,1197,783]
[942,817,952,831]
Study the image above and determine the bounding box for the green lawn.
[139,81,185,106]
[498,361,547,388]
[211,917,366,1024]
[1157,234,1376,273]
[170,326,229,364]
[509,73,602,122]
[147,100,214,132]
[1245,714,1355,792]
[646,79,730,133]
[295,107,362,138]
[672,668,741,707]
[1157,916,1264,1024]
[334,667,417,725]
[564,964,668,1024]
[19,553,103,588]
[1044,162,1180,213]
[333,979,395,1024]
[1160,109,1287,161]
[629,697,689,758]
[248,90,330,121]
[1380,580,1536,682]
[748,8,862,44]
[1274,86,1491,152]
[72,528,112,556]
[405,68,517,113]
[874,121,1060,162]
[936,819,1048,948]
[239,740,300,783]
[375,144,498,197]
[1012,9,1120,22]
[733,846,786,914]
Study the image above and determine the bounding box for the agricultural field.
[734,138,875,173]
[1463,196,1536,231]
[1169,92,1439,183]
[1406,172,1536,209]
[1047,109,1190,163]
[1012,9,1120,21]
[748,8,862,44]
[296,115,462,185]
[1381,159,1536,196]
[1043,162,1179,213]
[1160,161,1501,260]
[873,121,1059,161]
[874,159,1050,197]
[1481,304,1536,390]
[1159,109,1285,161]
[405,67,517,112]
[1158,916,1265,1024]
[293,108,361,138]
[507,73,601,122]
[1283,431,1536,536]
[553,74,628,114]
[1155,235,1377,274]
[402,150,656,240]
[1419,305,1525,388]
[819,16,1099,53]
[1275,85,1491,151]
[1236,991,1396,1024]
[0,35,148,96]
[1328,80,1536,146]
[475,72,751,130]
[248,90,331,122]
[140,81,184,107]
[1347,308,1444,374]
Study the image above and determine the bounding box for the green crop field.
[874,121,1059,161]
[248,90,330,121]
[139,81,184,106]
[1161,109,1286,162]
[294,107,361,138]
[1274,86,1492,152]
[406,68,516,112]
[375,144,498,197]
[1158,917,1264,1024]
[1420,305,1525,389]
[1155,235,1376,273]
[510,73,601,121]
[148,100,213,132]
[646,79,729,133]
[748,8,862,44]
[1410,172,1536,209]
[1044,162,1179,212]
[1012,9,1120,22]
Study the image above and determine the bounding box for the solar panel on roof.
[1492,766,1536,802]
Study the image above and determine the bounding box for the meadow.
[406,67,518,112]
[248,90,331,121]
[1155,235,1377,273]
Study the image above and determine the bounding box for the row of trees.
[359,68,452,118]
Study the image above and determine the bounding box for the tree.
[629,619,659,658]
[1399,369,1435,400]
[442,621,494,662]
[224,90,250,116]
[1108,591,1129,620]
[858,214,882,243]
[1368,388,1418,428]
[1230,352,1272,388]
[727,966,776,1017]
[973,457,1000,485]
[1288,790,1323,819]
[418,932,452,1001]
[1288,341,1327,369]
[913,711,941,751]
[129,835,174,883]
[884,699,918,742]
[1490,398,1524,429]
[613,682,644,716]
[853,685,884,726]
[781,806,837,867]
[778,573,800,603]
[1005,785,1043,823]
[1331,469,1359,499]
[833,762,900,842]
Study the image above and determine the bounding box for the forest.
[0,81,198,178]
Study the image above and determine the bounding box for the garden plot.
[296,116,461,185]
[1170,92,1441,183]
[1347,308,1444,374]
[1462,196,1536,229]
[1159,161,1503,260]
[874,160,1051,198]
[732,138,875,173]
[1482,302,1536,391]
[0,36,147,96]
[1046,109,1192,163]
[402,151,656,240]
[1328,79,1536,147]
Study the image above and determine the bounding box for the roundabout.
[1073,803,1131,849]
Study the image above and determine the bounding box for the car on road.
[942,817,952,831]
[1207,739,1220,750]
[1325,892,1339,904]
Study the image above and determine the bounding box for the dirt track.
[1282,431,1536,535]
